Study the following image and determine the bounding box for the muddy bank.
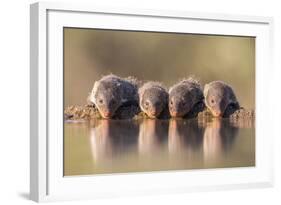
[197,108,255,128]
[64,104,254,125]
[64,104,141,120]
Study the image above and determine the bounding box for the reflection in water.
[203,119,238,164]
[168,119,204,154]
[65,118,254,175]
[90,120,139,165]
[168,119,205,168]
[138,119,168,155]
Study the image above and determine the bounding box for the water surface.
[64,118,255,176]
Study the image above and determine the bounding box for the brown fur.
[204,81,239,117]
[139,81,168,118]
[169,77,204,118]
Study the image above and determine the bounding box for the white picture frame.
[30,2,274,202]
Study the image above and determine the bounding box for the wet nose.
[169,106,178,116]
[151,107,158,114]
[103,111,111,118]
[213,111,222,117]
[149,108,159,117]
[170,111,179,117]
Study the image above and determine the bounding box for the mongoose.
[138,82,168,118]
[204,81,240,117]
[88,74,139,119]
[169,78,204,118]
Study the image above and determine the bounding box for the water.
[64,118,255,176]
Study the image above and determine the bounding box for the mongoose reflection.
[139,82,168,118]
[203,118,238,162]
[168,119,204,154]
[204,81,240,117]
[90,120,139,164]
[169,78,204,118]
[88,74,139,119]
[138,119,168,155]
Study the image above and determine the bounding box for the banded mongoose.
[88,74,139,119]
[138,82,168,118]
[204,81,240,117]
[169,78,204,118]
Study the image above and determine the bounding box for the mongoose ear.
[203,83,209,98]
[89,81,100,105]
[168,87,173,94]
[92,81,100,94]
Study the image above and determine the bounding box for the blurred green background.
[64,28,255,109]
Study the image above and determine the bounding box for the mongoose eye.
[145,101,149,107]
[170,101,173,105]
[211,99,215,104]
[99,99,103,104]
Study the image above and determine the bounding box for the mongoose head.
[169,84,195,117]
[204,81,238,117]
[140,86,168,118]
[89,80,122,119]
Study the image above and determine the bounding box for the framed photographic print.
[30,2,274,202]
